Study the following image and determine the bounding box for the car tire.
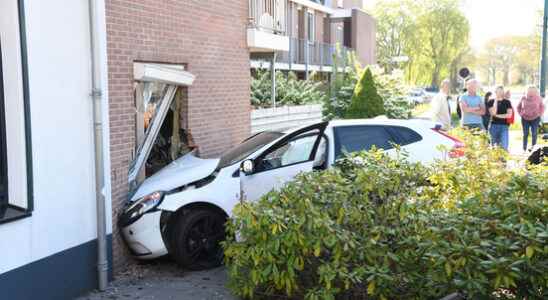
[169,209,226,270]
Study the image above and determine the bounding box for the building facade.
[2,1,376,299]
[249,0,377,78]
[0,0,113,299]
[105,0,252,270]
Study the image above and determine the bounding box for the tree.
[477,35,540,86]
[373,0,420,73]
[373,0,470,87]
[345,68,385,119]
[418,0,470,87]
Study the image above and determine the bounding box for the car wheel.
[170,209,226,270]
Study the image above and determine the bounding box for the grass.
[411,103,431,118]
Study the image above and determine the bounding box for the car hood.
[130,152,220,201]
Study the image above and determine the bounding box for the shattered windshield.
[218,131,284,169]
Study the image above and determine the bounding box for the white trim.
[133,63,195,86]
[331,8,352,18]
[289,0,334,14]
[247,28,290,52]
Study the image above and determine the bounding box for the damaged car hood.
[131,152,220,201]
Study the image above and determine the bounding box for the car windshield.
[218,131,284,169]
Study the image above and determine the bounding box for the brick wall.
[105,0,251,272]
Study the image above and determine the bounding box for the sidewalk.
[78,259,236,300]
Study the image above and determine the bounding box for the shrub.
[223,133,548,299]
[345,68,385,119]
[323,52,412,120]
[251,70,326,108]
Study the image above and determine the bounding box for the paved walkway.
[78,259,236,300]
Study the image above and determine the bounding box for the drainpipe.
[271,52,277,108]
[88,0,110,291]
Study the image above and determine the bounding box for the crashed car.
[119,111,465,270]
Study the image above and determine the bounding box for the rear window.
[334,125,422,158]
[385,126,422,146]
[334,126,396,158]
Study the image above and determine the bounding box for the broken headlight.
[118,191,164,227]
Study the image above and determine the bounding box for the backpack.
[506,108,515,125]
[456,97,462,119]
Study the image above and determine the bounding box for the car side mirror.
[241,159,255,175]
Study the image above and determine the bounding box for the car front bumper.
[120,211,168,259]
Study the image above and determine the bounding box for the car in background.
[408,88,428,105]
[118,119,465,270]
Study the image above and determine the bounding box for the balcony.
[275,37,352,71]
[247,0,290,52]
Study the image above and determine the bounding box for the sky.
[462,0,543,49]
[365,0,544,50]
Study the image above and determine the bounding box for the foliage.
[251,70,326,108]
[478,35,540,86]
[323,52,412,120]
[345,68,385,119]
[224,131,548,299]
[373,0,470,87]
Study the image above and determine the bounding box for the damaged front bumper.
[120,211,168,259]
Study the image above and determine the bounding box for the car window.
[385,126,422,146]
[218,131,284,168]
[258,131,319,171]
[334,126,396,158]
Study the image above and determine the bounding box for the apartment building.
[2,1,376,299]
[248,0,377,78]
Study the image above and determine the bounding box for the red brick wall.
[106,0,251,272]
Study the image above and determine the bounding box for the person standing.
[482,91,493,130]
[459,79,486,130]
[430,79,452,130]
[487,86,512,151]
[517,86,545,151]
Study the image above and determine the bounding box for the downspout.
[88,0,110,291]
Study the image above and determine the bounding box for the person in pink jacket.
[517,86,545,151]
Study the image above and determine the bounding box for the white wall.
[0,0,112,274]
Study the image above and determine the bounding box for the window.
[0,0,33,223]
[307,12,315,42]
[385,126,422,146]
[0,42,7,214]
[334,126,397,158]
[258,131,320,172]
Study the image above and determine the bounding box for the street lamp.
[540,0,548,97]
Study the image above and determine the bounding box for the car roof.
[328,118,436,128]
[279,118,438,134]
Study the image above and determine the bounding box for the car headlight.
[118,191,164,227]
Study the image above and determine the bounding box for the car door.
[241,122,328,202]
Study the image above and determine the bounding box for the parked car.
[407,88,429,105]
[119,119,465,270]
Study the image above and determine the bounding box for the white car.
[119,119,464,270]
[408,89,428,105]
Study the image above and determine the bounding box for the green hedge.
[223,131,548,299]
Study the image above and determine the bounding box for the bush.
[323,52,412,120]
[251,70,326,108]
[223,133,548,299]
[345,68,385,119]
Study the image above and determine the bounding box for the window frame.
[251,122,328,175]
[0,0,34,224]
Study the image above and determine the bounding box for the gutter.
[88,0,111,291]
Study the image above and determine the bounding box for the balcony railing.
[277,37,352,69]
[248,0,287,34]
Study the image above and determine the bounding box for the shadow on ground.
[78,257,236,300]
